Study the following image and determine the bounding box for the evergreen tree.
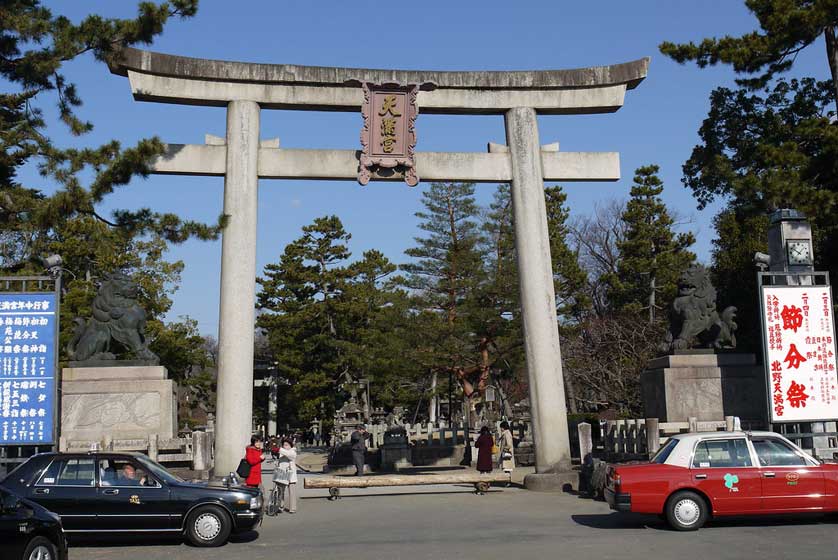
[662,5,838,341]
[400,182,487,400]
[0,0,219,273]
[257,216,414,423]
[257,216,354,422]
[0,3,220,421]
[675,78,838,296]
[710,209,769,352]
[607,166,695,322]
[660,0,838,108]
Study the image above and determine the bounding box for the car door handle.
[34,488,49,495]
[103,489,119,495]
[694,474,708,480]
[763,472,776,478]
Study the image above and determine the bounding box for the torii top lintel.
[109,48,649,115]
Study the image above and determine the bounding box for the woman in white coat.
[498,421,515,473]
[273,438,298,513]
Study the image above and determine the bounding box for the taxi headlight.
[250,496,262,509]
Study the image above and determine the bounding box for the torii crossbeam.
[109,48,649,487]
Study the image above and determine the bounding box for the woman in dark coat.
[474,426,495,474]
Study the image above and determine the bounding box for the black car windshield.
[135,455,185,483]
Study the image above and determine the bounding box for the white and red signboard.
[762,285,838,423]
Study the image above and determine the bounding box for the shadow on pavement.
[68,534,185,548]
[301,488,506,500]
[574,511,833,531]
[572,513,663,530]
[68,530,260,548]
[703,514,827,529]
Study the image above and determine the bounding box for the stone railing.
[366,422,467,449]
[61,430,214,471]
[578,417,735,462]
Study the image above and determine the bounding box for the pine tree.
[257,217,415,423]
[257,216,354,421]
[0,0,219,273]
[607,166,695,322]
[710,209,769,352]
[661,5,838,318]
[660,0,838,109]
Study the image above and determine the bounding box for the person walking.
[245,435,266,489]
[350,424,368,476]
[498,421,515,474]
[474,426,495,474]
[273,438,298,513]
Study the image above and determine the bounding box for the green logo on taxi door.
[723,473,739,492]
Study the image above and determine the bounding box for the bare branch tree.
[568,198,627,317]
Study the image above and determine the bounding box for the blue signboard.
[0,293,56,445]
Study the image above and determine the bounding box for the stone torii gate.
[109,48,648,486]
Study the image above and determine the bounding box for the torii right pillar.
[506,106,573,489]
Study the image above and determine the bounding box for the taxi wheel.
[185,505,232,547]
[23,536,58,560]
[665,491,708,531]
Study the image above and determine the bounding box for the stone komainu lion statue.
[66,272,159,363]
[663,264,737,352]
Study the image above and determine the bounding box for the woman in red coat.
[474,426,495,474]
[245,435,265,488]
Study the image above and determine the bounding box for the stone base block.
[641,353,766,424]
[524,471,578,492]
[60,366,177,443]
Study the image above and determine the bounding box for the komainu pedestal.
[641,353,766,424]
[59,366,177,448]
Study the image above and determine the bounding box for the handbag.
[236,458,251,479]
[273,465,291,485]
[491,444,499,454]
[501,451,513,460]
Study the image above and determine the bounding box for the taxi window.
[650,438,678,464]
[39,458,95,486]
[752,438,807,467]
[692,439,752,468]
[99,458,150,487]
[35,459,64,485]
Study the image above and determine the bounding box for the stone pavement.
[67,464,838,560]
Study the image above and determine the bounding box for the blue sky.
[28,1,830,335]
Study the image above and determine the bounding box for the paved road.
[69,471,838,560]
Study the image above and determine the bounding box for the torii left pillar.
[214,100,260,476]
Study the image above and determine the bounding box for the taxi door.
[751,436,825,512]
[29,456,98,531]
[688,437,762,514]
[96,456,173,530]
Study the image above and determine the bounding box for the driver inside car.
[117,464,148,486]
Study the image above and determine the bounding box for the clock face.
[787,240,812,265]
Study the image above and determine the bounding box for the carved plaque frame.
[358,82,420,186]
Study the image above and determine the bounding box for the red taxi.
[605,431,838,530]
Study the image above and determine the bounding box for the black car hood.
[171,480,260,495]
[19,494,61,523]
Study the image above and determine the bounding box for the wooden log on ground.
[304,472,510,489]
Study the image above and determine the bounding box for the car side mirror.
[1,494,20,514]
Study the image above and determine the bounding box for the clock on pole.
[786,239,812,266]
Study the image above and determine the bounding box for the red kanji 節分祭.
[783,343,807,369]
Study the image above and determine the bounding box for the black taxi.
[0,485,68,560]
[0,452,262,547]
